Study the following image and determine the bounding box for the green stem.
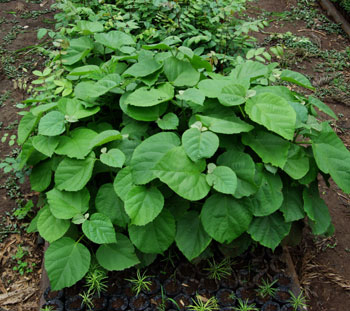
[76,234,84,244]
[295,141,312,144]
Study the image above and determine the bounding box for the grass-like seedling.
[288,290,308,310]
[188,295,219,311]
[233,298,259,311]
[125,269,153,295]
[256,278,278,298]
[79,290,94,311]
[204,258,232,281]
[84,264,108,297]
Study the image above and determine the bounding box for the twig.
[297,28,327,37]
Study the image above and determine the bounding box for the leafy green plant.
[40,306,55,311]
[126,269,153,295]
[157,285,180,311]
[16,0,350,292]
[79,290,94,311]
[12,245,36,275]
[233,299,258,311]
[288,290,308,310]
[188,295,219,311]
[204,258,232,281]
[256,278,278,298]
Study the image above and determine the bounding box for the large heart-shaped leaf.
[245,93,296,140]
[47,188,90,219]
[82,213,117,244]
[96,234,140,271]
[94,31,135,50]
[55,152,95,191]
[128,209,175,254]
[61,37,93,65]
[38,111,66,137]
[96,183,129,227]
[206,165,237,195]
[18,112,40,145]
[131,132,180,185]
[175,211,212,261]
[247,212,291,250]
[124,186,164,226]
[154,146,210,201]
[45,237,91,290]
[282,144,309,180]
[201,194,252,243]
[182,128,219,162]
[30,160,52,192]
[280,186,305,222]
[32,135,59,157]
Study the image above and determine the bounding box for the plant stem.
[295,141,312,144]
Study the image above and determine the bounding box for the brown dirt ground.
[0,0,350,310]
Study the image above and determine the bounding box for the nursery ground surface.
[0,0,350,310]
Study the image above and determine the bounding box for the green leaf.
[218,84,246,107]
[131,132,180,185]
[76,20,104,35]
[113,166,134,201]
[89,130,122,149]
[100,148,125,168]
[177,88,205,106]
[124,52,162,77]
[282,144,309,179]
[280,69,315,91]
[61,37,93,65]
[308,96,337,120]
[125,186,164,226]
[38,111,66,136]
[32,135,59,157]
[163,56,200,87]
[154,146,210,201]
[96,183,129,227]
[55,152,95,191]
[30,160,52,192]
[247,212,291,250]
[128,209,175,253]
[38,207,70,243]
[94,31,135,50]
[217,150,258,198]
[57,98,100,120]
[196,114,253,134]
[96,233,140,271]
[230,60,268,81]
[125,83,174,107]
[175,211,212,261]
[248,170,283,216]
[206,166,237,195]
[201,194,252,243]
[312,123,350,193]
[303,184,331,235]
[47,188,90,219]
[182,128,219,162]
[18,112,40,145]
[245,93,296,140]
[55,128,97,159]
[82,213,117,244]
[242,130,290,168]
[280,186,305,222]
[197,79,233,98]
[31,102,57,116]
[156,113,179,130]
[45,237,91,290]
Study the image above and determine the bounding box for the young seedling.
[204,257,232,281]
[40,307,55,311]
[84,264,108,297]
[188,295,219,311]
[79,290,94,311]
[256,278,278,298]
[125,269,153,295]
[288,290,308,310]
[157,285,180,311]
[233,299,259,311]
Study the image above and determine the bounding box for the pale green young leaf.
[308,96,337,119]
[113,166,134,201]
[177,88,205,106]
[89,130,122,149]
[100,148,126,168]
[156,112,179,130]
[280,69,315,91]
[218,84,246,107]
[57,98,100,120]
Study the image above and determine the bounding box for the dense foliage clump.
[17,0,350,290]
